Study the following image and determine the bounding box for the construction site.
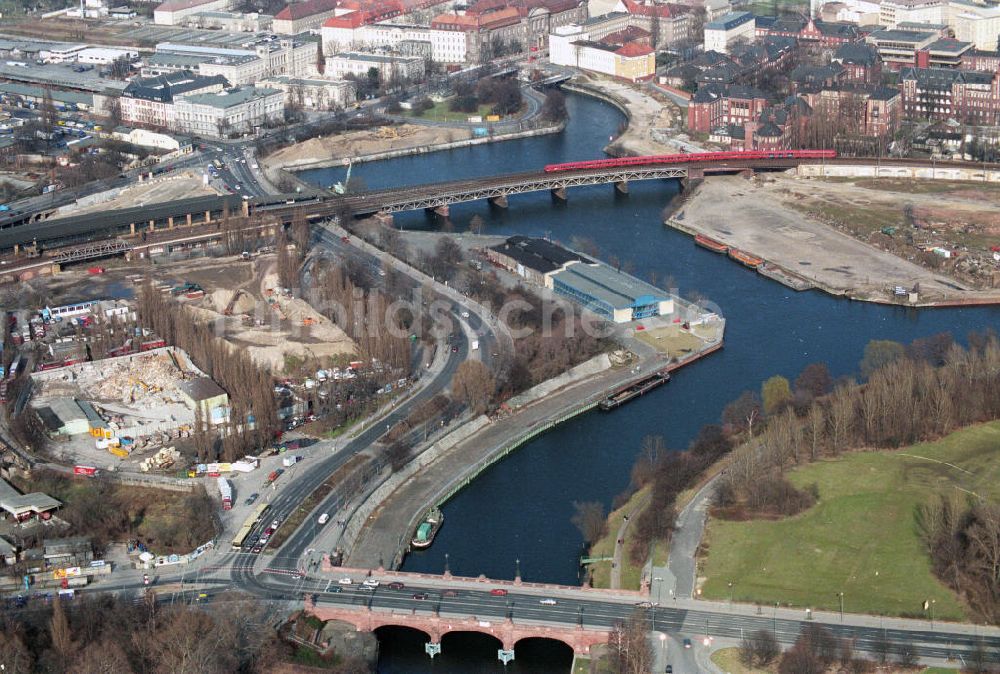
[175,256,359,374]
[29,347,224,472]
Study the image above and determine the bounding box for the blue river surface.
[299,93,1000,672]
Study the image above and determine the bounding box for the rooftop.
[552,262,669,310]
[925,38,972,54]
[867,28,936,42]
[178,376,227,401]
[490,236,592,274]
[275,0,338,21]
[123,70,228,102]
[705,11,753,30]
[178,86,281,108]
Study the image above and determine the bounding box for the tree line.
[136,281,279,462]
[720,333,1000,520]
[0,591,312,674]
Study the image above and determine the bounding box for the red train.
[543,149,837,173]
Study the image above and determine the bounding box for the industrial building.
[551,263,674,323]
[0,479,61,523]
[487,237,674,323]
[486,235,592,286]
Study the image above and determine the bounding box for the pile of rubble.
[92,352,189,404]
[139,447,181,473]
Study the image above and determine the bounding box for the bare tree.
[571,501,607,543]
[450,360,495,414]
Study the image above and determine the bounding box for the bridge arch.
[513,635,577,653]
[372,624,432,643]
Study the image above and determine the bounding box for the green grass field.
[403,100,495,123]
[700,421,1000,620]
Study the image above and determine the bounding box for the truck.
[281,455,301,467]
[471,340,479,351]
[217,477,232,510]
[73,465,99,477]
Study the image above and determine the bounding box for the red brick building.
[900,67,1000,124]
[687,84,768,133]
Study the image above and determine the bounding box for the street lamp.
[838,592,844,622]
[728,580,735,610]
[773,602,778,633]
[659,633,666,663]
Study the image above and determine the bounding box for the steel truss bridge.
[339,165,693,215]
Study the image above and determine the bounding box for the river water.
[300,94,1000,672]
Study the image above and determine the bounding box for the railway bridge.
[2,156,1000,263]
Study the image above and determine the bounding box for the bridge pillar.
[205,210,212,223]
[130,223,136,235]
[433,205,449,218]
[489,195,508,209]
[425,642,442,659]
[13,243,18,255]
[148,219,155,232]
[498,649,515,664]
[550,187,567,202]
[167,216,174,229]
[614,181,629,195]
[242,200,249,217]
[186,213,192,227]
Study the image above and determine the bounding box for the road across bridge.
[284,563,1000,666]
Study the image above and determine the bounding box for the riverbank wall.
[270,123,565,174]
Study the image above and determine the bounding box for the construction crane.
[332,161,352,195]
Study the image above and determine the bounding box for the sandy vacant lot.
[265,124,474,170]
[677,175,1000,303]
[52,171,220,218]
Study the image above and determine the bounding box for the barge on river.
[599,371,671,411]
[728,248,764,269]
[694,234,729,254]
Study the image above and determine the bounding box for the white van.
[318,513,330,525]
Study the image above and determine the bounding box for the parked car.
[245,493,259,506]
[338,577,352,585]
[412,592,429,600]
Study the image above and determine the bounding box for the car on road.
[318,513,330,525]
[341,236,350,244]
[329,586,342,593]
[636,601,653,608]
[338,577,352,585]
[264,527,275,536]
[489,589,508,597]
[683,638,692,649]
[412,592,429,600]
[665,666,673,673]
[362,579,380,589]
[451,345,458,352]
[539,599,557,605]
[245,493,259,506]
[461,311,470,318]
[271,519,280,529]
[387,582,404,590]
[442,590,457,598]
[251,544,263,553]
